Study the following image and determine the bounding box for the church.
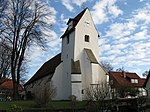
[24,8,107,101]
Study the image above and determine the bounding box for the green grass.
[0,100,87,110]
[0,100,35,110]
[50,101,87,109]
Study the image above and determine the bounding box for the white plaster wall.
[91,64,99,84]
[61,31,75,61]
[97,64,107,82]
[51,63,63,100]
[61,31,76,100]
[72,83,82,101]
[81,51,93,100]
[74,9,101,100]
[71,74,82,100]
[146,78,150,97]
[25,75,51,94]
[91,64,107,84]
[73,9,106,100]
[74,9,99,62]
[60,9,106,101]
[71,75,81,82]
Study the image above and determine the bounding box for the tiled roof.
[0,78,11,85]
[109,71,145,87]
[84,48,98,64]
[61,8,87,38]
[71,59,81,74]
[0,79,23,92]
[25,53,61,85]
[125,72,140,79]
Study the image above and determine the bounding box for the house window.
[85,35,89,42]
[131,79,138,83]
[67,35,69,44]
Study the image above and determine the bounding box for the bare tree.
[1,0,53,99]
[85,82,112,111]
[33,81,56,107]
[0,39,11,79]
[116,86,139,98]
[116,67,125,72]
[0,39,27,81]
[0,0,8,35]
[100,61,113,72]
[142,70,149,77]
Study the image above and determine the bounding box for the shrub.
[7,104,23,112]
[69,95,77,107]
[33,81,56,107]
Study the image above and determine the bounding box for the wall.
[51,63,63,100]
[61,31,76,100]
[71,74,82,100]
[25,75,51,94]
[146,78,150,97]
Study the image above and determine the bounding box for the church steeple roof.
[61,8,87,38]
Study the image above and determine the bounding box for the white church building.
[25,8,107,101]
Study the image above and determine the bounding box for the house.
[0,78,23,100]
[109,71,147,98]
[144,71,150,98]
[24,8,107,101]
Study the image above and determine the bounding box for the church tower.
[61,8,107,100]
[24,8,107,101]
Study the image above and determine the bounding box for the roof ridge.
[61,8,87,38]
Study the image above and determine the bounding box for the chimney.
[122,71,126,78]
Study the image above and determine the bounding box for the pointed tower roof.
[61,8,88,38]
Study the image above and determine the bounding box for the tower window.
[82,89,84,94]
[67,35,69,44]
[66,54,68,59]
[85,35,89,42]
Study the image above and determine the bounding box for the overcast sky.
[27,0,150,79]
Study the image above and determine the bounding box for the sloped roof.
[125,72,140,79]
[71,59,81,74]
[84,48,98,64]
[25,53,61,86]
[61,8,87,38]
[109,71,145,87]
[0,78,11,85]
[0,79,22,92]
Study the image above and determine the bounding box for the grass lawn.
[0,100,87,110]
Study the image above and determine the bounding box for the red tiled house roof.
[0,79,23,93]
[109,71,145,88]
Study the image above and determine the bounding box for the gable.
[61,8,87,38]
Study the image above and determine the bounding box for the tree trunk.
[13,79,19,100]
[11,50,19,100]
